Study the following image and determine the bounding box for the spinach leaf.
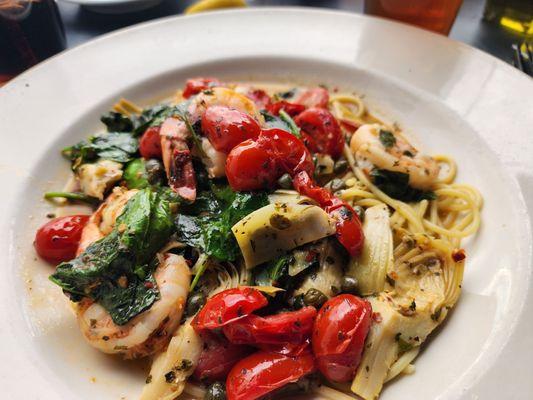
[62,132,138,169]
[378,130,396,148]
[101,112,135,132]
[176,187,269,261]
[370,169,436,202]
[50,188,175,325]
[279,110,301,138]
[261,110,296,134]
[254,255,290,287]
[274,88,296,100]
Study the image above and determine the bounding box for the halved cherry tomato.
[223,306,317,346]
[293,171,364,256]
[182,77,221,98]
[193,336,254,382]
[312,294,372,383]
[266,100,305,116]
[201,106,261,153]
[294,87,329,109]
[192,287,268,333]
[139,126,162,159]
[225,139,279,191]
[294,108,344,158]
[260,129,314,177]
[246,89,271,109]
[34,215,90,264]
[226,351,315,400]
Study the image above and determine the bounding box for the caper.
[186,291,206,316]
[290,294,305,310]
[303,288,328,308]
[205,382,226,400]
[145,159,165,185]
[333,159,348,174]
[341,276,359,295]
[277,173,293,189]
[353,205,365,222]
[326,178,345,192]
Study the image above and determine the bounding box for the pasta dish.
[33,78,482,400]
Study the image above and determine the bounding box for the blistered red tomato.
[294,87,329,109]
[182,77,221,98]
[139,126,162,159]
[294,108,344,158]
[293,171,364,256]
[225,129,313,191]
[266,100,306,116]
[226,351,315,400]
[193,336,254,382]
[201,106,261,153]
[223,306,317,346]
[225,139,279,191]
[34,215,90,264]
[192,287,268,333]
[312,294,372,382]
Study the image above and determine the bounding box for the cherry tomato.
[201,106,261,153]
[293,171,364,256]
[327,203,365,258]
[34,215,90,264]
[139,126,162,159]
[294,108,344,158]
[223,306,317,346]
[226,351,315,400]
[225,139,279,191]
[246,89,271,109]
[266,101,306,116]
[294,87,329,109]
[193,336,254,382]
[182,77,221,98]
[259,129,314,177]
[312,294,372,383]
[192,287,268,333]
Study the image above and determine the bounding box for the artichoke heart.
[232,202,336,269]
[348,204,394,296]
[351,233,465,400]
[140,319,203,400]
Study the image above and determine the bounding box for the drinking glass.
[364,0,464,35]
[0,0,66,85]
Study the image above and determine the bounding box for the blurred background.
[1,0,532,85]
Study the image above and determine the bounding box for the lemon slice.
[185,0,247,15]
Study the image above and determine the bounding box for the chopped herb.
[378,129,396,148]
[279,109,301,137]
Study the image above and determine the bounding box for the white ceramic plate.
[1,8,532,400]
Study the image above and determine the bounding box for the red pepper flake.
[452,248,466,262]
[372,312,382,323]
[144,281,154,289]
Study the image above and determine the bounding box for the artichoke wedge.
[352,233,465,400]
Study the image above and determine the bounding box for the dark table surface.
[57,0,524,65]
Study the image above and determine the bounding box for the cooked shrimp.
[350,124,439,190]
[76,187,138,255]
[76,253,191,359]
[160,117,196,201]
[199,137,226,178]
[190,87,262,123]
